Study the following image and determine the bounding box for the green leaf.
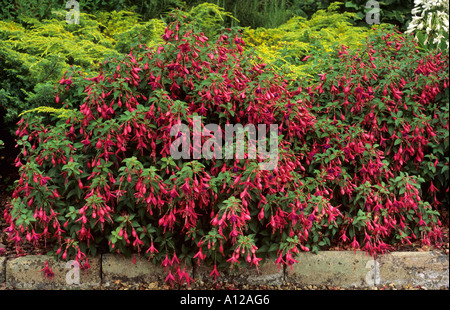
[249,221,258,233]
[345,1,359,9]
[313,233,319,243]
[268,243,279,252]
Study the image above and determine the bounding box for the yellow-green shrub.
[185,2,238,38]
[0,10,164,124]
[243,2,383,79]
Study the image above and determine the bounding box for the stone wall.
[0,251,448,289]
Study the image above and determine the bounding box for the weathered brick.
[6,255,101,289]
[101,254,167,284]
[0,257,6,284]
[286,251,375,288]
[195,259,284,286]
[378,251,449,289]
[285,250,449,289]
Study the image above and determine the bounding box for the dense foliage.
[1,2,448,287]
[0,10,164,125]
[243,2,374,79]
[295,27,448,253]
[0,0,415,30]
[4,7,449,285]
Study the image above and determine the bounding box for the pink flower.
[193,248,206,265]
[171,252,180,265]
[41,261,54,280]
[95,139,102,149]
[146,242,159,257]
[162,30,173,41]
[351,237,360,250]
[82,258,91,270]
[251,254,262,267]
[161,254,172,269]
[275,253,285,266]
[258,208,264,221]
[209,265,220,280]
[165,270,176,286]
[177,267,194,286]
[285,252,298,266]
[226,253,239,265]
[340,232,348,243]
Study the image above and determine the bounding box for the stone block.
[6,255,101,289]
[101,254,167,284]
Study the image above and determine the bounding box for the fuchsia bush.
[295,28,448,256]
[4,12,448,286]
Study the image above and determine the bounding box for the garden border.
[0,250,448,290]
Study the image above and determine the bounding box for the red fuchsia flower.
[41,261,54,280]
[428,181,438,194]
[162,29,174,41]
[351,237,360,250]
[275,252,285,266]
[171,252,180,265]
[258,207,265,221]
[209,264,220,280]
[229,227,239,243]
[180,178,191,194]
[65,77,72,86]
[82,258,91,270]
[146,242,159,257]
[362,241,373,255]
[193,248,206,265]
[177,267,194,286]
[285,251,298,266]
[77,225,93,244]
[299,244,309,252]
[251,254,262,268]
[168,185,179,198]
[226,252,239,265]
[39,176,51,186]
[161,254,172,270]
[418,216,426,227]
[165,270,176,286]
[339,232,348,243]
[375,240,393,254]
[95,139,102,149]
